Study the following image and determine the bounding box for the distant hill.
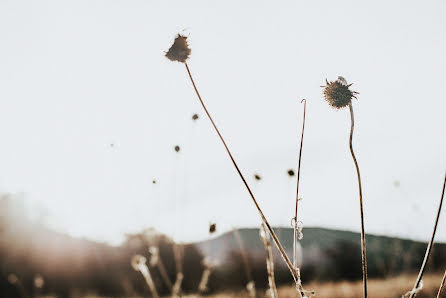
[195,227,446,290]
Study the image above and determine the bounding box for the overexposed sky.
[0,0,445,245]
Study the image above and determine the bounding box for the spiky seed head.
[322,76,358,109]
[165,34,191,63]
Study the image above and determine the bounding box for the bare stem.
[172,244,184,297]
[157,259,173,293]
[293,98,306,270]
[260,223,279,298]
[184,63,304,297]
[348,102,368,298]
[437,269,446,298]
[233,228,253,282]
[408,171,446,298]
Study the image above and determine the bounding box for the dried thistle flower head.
[165,34,191,63]
[322,76,358,109]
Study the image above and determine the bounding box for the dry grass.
[278,273,445,298]
[182,273,445,298]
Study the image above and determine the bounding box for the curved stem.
[409,171,446,298]
[184,63,305,297]
[348,103,368,298]
[293,99,306,270]
[437,269,446,298]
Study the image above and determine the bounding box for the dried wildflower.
[254,174,262,181]
[323,76,368,297]
[209,223,216,234]
[152,180,156,184]
[174,145,180,153]
[288,169,295,177]
[165,35,191,63]
[322,76,358,109]
[192,113,199,121]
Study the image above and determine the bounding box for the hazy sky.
[0,0,445,245]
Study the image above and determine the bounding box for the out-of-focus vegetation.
[197,273,444,298]
[1,193,445,297]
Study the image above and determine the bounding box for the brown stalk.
[408,171,446,298]
[260,223,279,298]
[184,63,305,297]
[293,98,306,270]
[348,102,368,297]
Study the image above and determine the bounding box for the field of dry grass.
[188,273,444,298]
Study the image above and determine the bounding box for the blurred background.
[0,0,445,297]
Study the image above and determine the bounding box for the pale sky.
[0,0,445,245]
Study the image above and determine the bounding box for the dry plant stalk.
[293,99,306,273]
[437,270,446,298]
[165,33,306,298]
[246,280,256,298]
[198,257,216,293]
[131,255,159,298]
[149,246,174,293]
[233,228,256,298]
[405,172,446,298]
[172,244,185,297]
[260,223,279,298]
[322,77,367,298]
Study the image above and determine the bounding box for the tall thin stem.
[348,102,368,298]
[437,269,446,298]
[293,99,306,270]
[260,223,279,298]
[184,63,305,297]
[409,172,446,298]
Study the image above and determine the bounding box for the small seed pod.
[174,145,180,153]
[192,113,199,121]
[287,169,295,177]
[322,76,358,109]
[209,223,216,234]
[165,34,191,63]
[254,173,262,181]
